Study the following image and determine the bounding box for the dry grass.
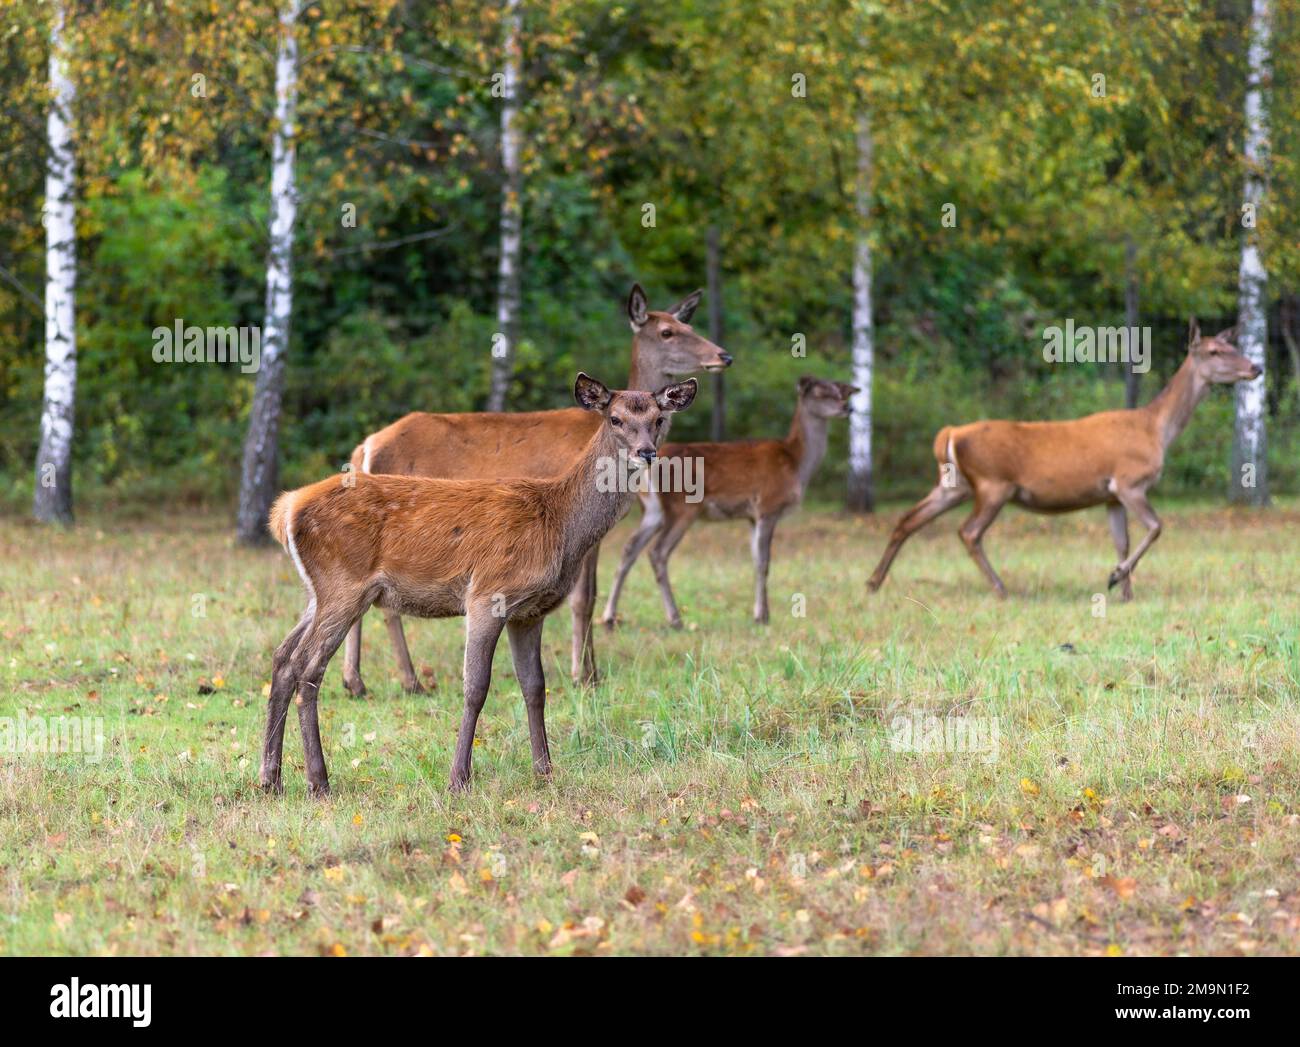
[2,498,1298,955]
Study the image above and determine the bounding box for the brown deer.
[602,376,857,628]
[866,320,1261,599]
[341,285,730,694]
[262,374,698,795]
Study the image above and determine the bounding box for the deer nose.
[636,448,657,463]
[718,352,733,366]
[1250,363,1262,379]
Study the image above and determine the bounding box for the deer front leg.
[507,617,551,778]
[648,512,695,628]
[1108,488,1161,591]
[751,515,778,624]
[1106,503,1134,601]
[602,501,663,629]
[568,548,599,685]
[451,604,507,792]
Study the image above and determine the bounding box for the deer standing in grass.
[602,376,857,628]
[866,321,1261,599]
[263,374,697,795]
[341,285,729,694]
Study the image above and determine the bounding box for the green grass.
[3,499,1299,955]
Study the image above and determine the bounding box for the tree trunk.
[487,0,523,412]
[34,0,77,526]
[846,111,874,512]
[1231,0,1271,507]
[1124,235,1140,409]
[707,224,725,441]
[236,0,301,544]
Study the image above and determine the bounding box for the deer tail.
[268,492,294,549]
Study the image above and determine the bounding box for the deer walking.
[340,285,729,694]
[262,375,697,795]
[866,321,1261,599]
[602,376,857,628]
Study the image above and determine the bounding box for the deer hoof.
[342,675,367,697]
[401,679,427,695]
[601,616,618,632]
[257,771,283,795]
[1107,567,1126,590]
[307,779,330,798]
[866,578,881,592]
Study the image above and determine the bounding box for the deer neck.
[1143,355,1209,450]
[785,403,831,492]
[557,423,630,561]
[626,334,676,394]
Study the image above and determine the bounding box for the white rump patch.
[361,437,373,474]
[284,503,317,605]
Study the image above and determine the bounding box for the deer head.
[627,284,732,378]
[574,373,698,464]
[1187,318,1262,384]
[798,375,859,419]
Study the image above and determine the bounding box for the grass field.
[2,498,1299,956]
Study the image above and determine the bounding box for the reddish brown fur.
[602,377,856,627]
[342,284,730,693]
[261,377,697,796]
[867,322,1261,598]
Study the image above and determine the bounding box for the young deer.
[867,320,1261,599]
[342,285,730,694]
[262,374,697,795]
[602,376,857,628]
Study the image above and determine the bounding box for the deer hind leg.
[507,617,551,778]
[602,498,665,629]
[261,603,315,793]
[751,515,778,624]
[1108,487,1161,592]
[568,547,600,686]
[867,480,970,591]
[958,484,1013,597]
[1106,503,1134,601]
[341,618,366,697]
[648,510,697,629]
[382,608,425,694]
[451,602,508,792]
[291,599,371,797]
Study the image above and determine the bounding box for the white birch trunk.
[1232,0,1271,507]
[847,110,874,512]
[34,0,77,525]
[237,0,301,543]
[487,0,523,412]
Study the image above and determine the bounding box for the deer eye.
[655,417,664,428]
[660,328,674,339]
[610,416,623,427]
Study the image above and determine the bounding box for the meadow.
[2,499,1298,956]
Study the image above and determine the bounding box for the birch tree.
[1231,0,1272,507]
[846,109,874,512]
[237,0,302,544]
[33,0,77,525]
[487,0,523,412]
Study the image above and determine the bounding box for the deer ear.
[654,378,698,413]
[838,382,861,399]
[797,375,818,395]
[669,289,703,324]
[574,372,613,411]
[1187,316,1201,346]
[1214,324,1239,345]
[628,284,649,330]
